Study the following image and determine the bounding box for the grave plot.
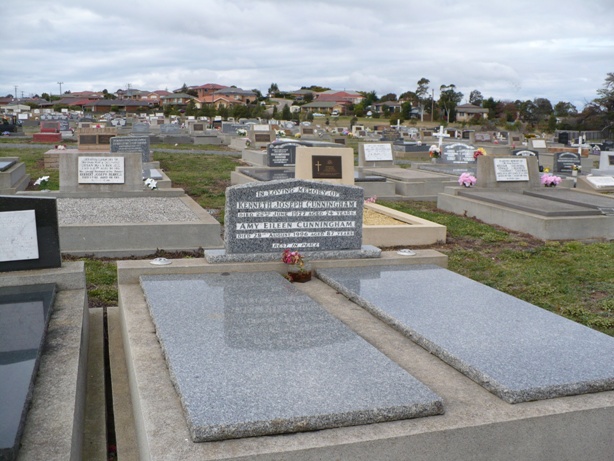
[139,271,444,442]
[317,264,614,404]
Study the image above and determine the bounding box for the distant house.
[315,90,364,105]
[212,87,257,105]
[372,101,402,114]
[300,101,345,115]
[194,83,227,103]
[141,90,172,103]
[68,91,104,100]
[84,99,151,113]
[160,93,200,108]
[456,103,489,121]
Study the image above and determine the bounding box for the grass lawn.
[2,139,613,336]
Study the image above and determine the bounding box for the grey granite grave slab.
[139,272,443,442]
[204,245,381,263]
[0,283,56,461]
[238,168,295,181]
[362,167,451,182]
[523,188,614,213]
[110,135,151,163]
[457,190,602,217]
[418,164,477,176]
[0,160,16,172]
[317,265,614,404]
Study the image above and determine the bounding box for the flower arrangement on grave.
[294,133,301,138]
[54,144,67,150]
[144,178,158,190]
[34,176,50,189]
[458,172,477,188]
[429,145,440,158]
[236,128,247,136]
[281,249,311,282]
[473,147,487,160]
[276,130,285,138]
[364,195,377,204]
[540,174,562,187]
[572,164,582,172]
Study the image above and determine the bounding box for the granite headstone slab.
[160,124,181,134]
[132,122,150,134]
[0,283,56,460]
[224,179,363,254]
[554,152,581,173]
[267,141,298,167]
[110,136,152,163]
[0,196,61,272]
[441,143,476,163]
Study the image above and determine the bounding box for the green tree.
[380,93,397,102]
[360,90,378,108]
[416,78,430,121]
[469,90,484,106]
[593,72,614,130]
[185,99,197,116]
[401,101,413,120]
[281,104,291,120]
[483,97,502,120]
[41,92,50,101]
[553,101,577,117]
[268,83,279,96]
[438,84,463,123]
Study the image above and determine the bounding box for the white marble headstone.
[494,158,530,181]
[0,210,39,262]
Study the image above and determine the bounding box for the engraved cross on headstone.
[433,125,450,150]
[314,161,323,172]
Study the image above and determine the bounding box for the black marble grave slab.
[0,196,62,272]
[317,265,614,404]
[0,283,56,461]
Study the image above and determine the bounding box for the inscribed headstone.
[110,136,152,163]
[223,179,363,254]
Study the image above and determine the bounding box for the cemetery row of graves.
[1,137,612,336]
[1,115,614,460]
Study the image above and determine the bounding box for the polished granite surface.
[140,271,443,442]
[317,264,614,404]
[0,283,56,461]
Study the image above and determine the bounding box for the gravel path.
[56,197,201,225]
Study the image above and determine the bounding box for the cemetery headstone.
[132,122,150,134]
[159,124,181,135]
[77,127,117,151]
[0,196,61,272]
[59,152,143,193]
[441,143,476,164]
[554,152,581,173]
[295,146,355,185]
[222,179,364,255]
[358,142,394,168]
[110,136,152,163]
[475,155,541,189]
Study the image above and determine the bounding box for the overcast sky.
[1,0,612,110]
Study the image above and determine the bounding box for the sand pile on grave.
[363,208,405,226]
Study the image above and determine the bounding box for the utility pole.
[14,85,18,100]
[431,89,435,122]
[57,81,64,96]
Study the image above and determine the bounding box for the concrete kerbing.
[116,258,614,460]
[6,278,89,460]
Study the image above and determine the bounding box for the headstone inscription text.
[224,180,363,253]
[494,158,530,181]
[0,210,39,262]
[363,143,393,161]
[111,136,151,163]
[312,155,342,179]
[78,156,125,184]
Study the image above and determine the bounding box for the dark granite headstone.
[512,149,539,158]
[441,143,476,164]
[267,143,297,167]
[111,136,152,163]
[79,134,97,145]
[0,196,62,272]
[0,283,56,460]
[558,132,570,145]
[224,179,363,254]
[554,152,581,173]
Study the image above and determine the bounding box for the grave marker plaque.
[224,179,363,254]
[78,157,125,184]
[441,143,475,163]
[363,143,393,161]
[312,155,342,179]
[494,158,529,181]
[111,136,152,163]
